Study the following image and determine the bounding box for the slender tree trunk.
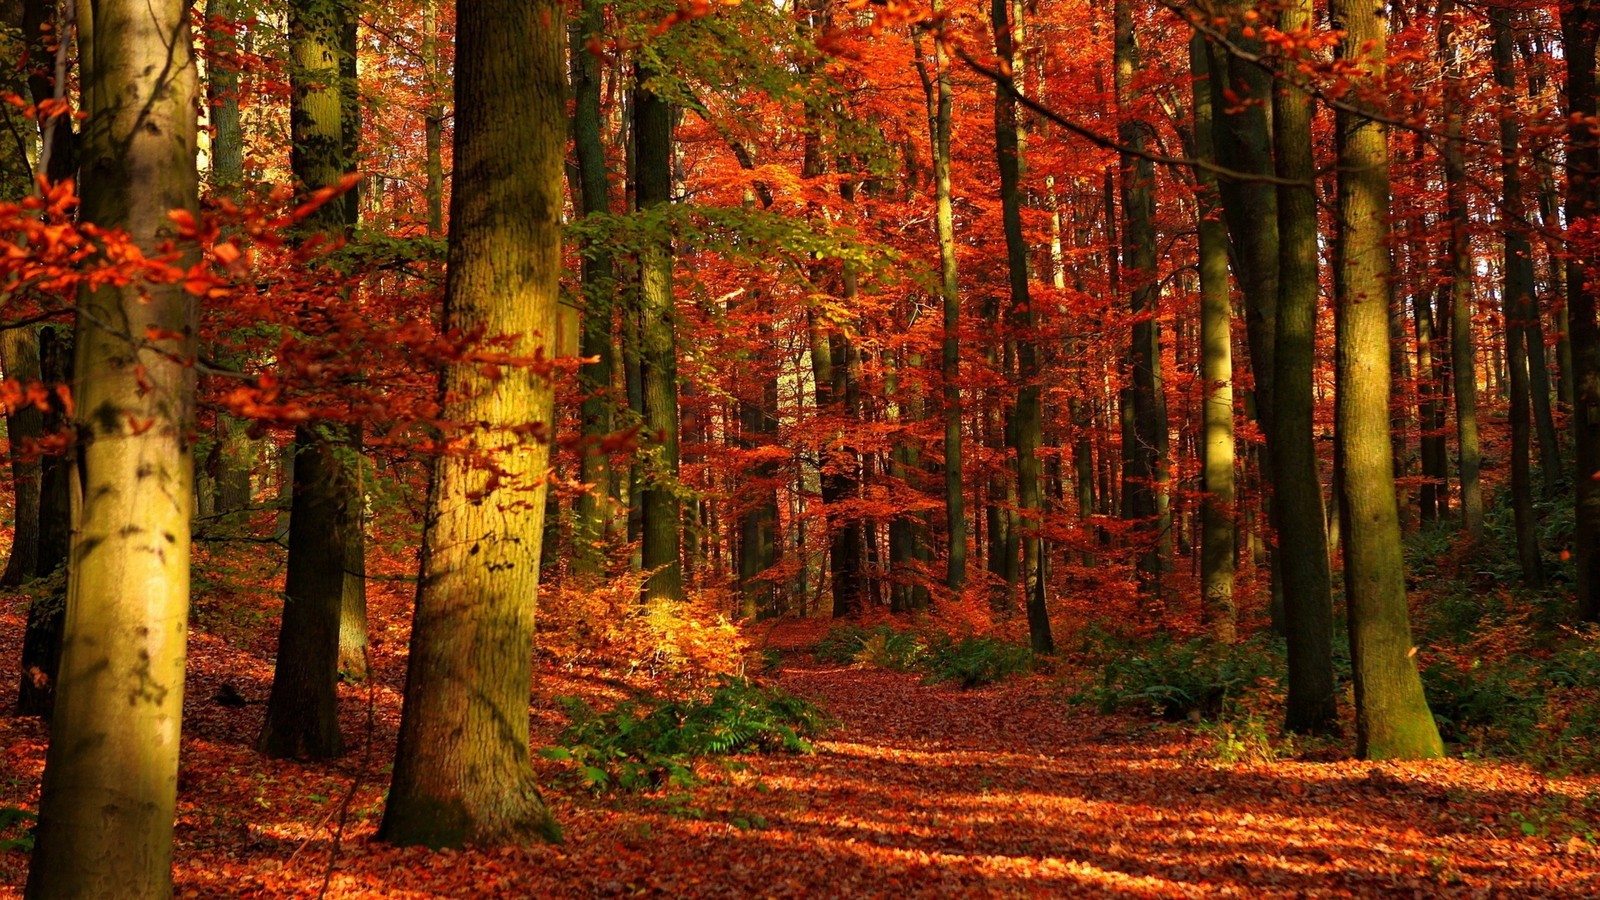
[1492,9,1546,586]
[921,3,965,595]
[993,0,1051,651]
[379,0,564,848]
[571,0,617,578]
[1189,35,1235,645]
[423,0,443,236]
[1439,2,1483,542]
[260,0,358,759]
[24,0,199,891]
[635,58,682,603]
[1331,0,1443,760]
[1115,0,1168,599]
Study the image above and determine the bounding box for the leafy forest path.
[752,620,1600,898]
[3,606,1600,897]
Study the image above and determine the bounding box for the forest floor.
[4,587,1600,897]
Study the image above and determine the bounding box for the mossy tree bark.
[23,0,199,892]
[1331,0,1443,760]
[378,0,564,848]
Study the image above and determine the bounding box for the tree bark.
[994,0,1051,652]
[1330,0,1443,760]
[635,58,683,603]
[1190,35,1236,646]
[1273,0,1337,735]
[379,0,564,847]
[24,0,199,892]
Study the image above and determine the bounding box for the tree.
[1563,0,1600,622]
[636,54,684,604]
[1330,0,1443,760]
[1189,34,1235,644]
[24,0,200,892]
[1271,0,1337,735]
[258,0,361,760]
[378,0,564,847]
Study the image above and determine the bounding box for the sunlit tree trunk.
[379,0,564,848]
[919,1,966,596]
[24,0,199,892]
[1189,35,1235,644]
[1331,0,1443,760]
[635,57,683,603]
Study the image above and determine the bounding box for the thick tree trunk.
[24,0,198,893]
[379,0,564,848]
[1331,0,1443,760]
[1564,1,1600,621]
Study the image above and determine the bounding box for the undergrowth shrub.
[922,634,1034,687]
[543,677,829,791]
[814,624,926,670]
[815,623,1033,686]
[1086,634,1279,721]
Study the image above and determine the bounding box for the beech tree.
[1330,0,1443,760]
[23,0,200,893]
[378,0,564,847]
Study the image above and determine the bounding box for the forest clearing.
[4,0,1600,896]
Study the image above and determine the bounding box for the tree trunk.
[571,0,617,578]
[379,0,564,848]
[24,0,198,892]
[1115,0,1168,599]
[635,58,683,603]
[261,0,358,760]
[1564,1,1600,621]
[1439,1,1483,542]
[1330,0,1443,760]
[993,0,1051,652]
[1272,0,1338,735]
[1493,8,1546,587]
[1190,36,1236,645]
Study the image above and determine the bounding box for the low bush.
[544,677,829,791]
[922,634,1033,687]
[1088,635,1279,722]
